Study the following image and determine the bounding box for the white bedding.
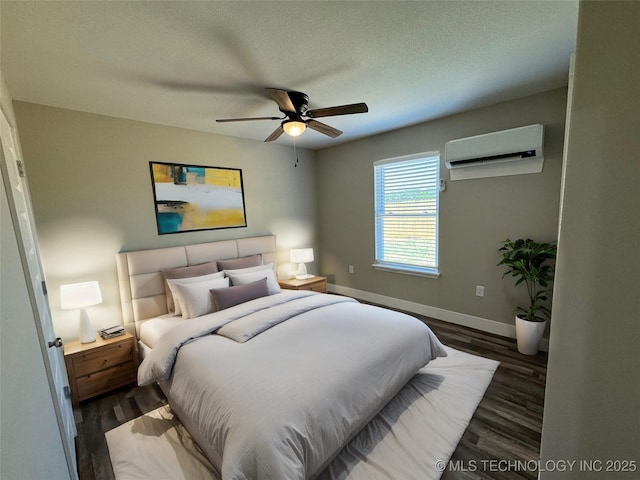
[107,346,499,480]
[138,314,183,349]
[137,291,447,480]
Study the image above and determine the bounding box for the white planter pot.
[515,316,546,355]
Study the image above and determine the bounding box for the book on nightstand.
[100,325,126,339]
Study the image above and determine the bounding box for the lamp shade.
[290,248,314,264]
[60,281,103,309]
[283,120,306,137]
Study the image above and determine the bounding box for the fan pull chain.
[293,137,299,167]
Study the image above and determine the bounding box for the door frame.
[0,107,78,480]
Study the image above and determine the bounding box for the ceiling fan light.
[283,120,306,137]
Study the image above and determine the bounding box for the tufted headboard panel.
[115,235,277,337]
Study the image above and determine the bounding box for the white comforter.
[138,291,447,480]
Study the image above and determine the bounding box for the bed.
[116,235,447,480]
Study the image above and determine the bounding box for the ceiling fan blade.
[306,119,343,138]
[216,116,282,123]
[266,88,296,113]
[264,125,285,142]
[306,102,368,118]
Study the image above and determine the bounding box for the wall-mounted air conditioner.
[445,124,544,181]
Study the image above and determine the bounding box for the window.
[373,152,440,277]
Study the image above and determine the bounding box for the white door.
[0,109,78,479]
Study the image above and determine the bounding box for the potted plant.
[498,238,557,355]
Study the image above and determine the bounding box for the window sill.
[371,263,440,279]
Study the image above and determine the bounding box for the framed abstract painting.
[149,162,247,235]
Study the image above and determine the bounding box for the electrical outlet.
[348,265,354,274]
[475,285,485,297]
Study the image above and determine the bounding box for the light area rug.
[106,346,498,480]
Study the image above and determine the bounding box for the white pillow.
[167,271,225,316]
[227,268,281,295]
[223,263,275,276]
[168,275,229,319]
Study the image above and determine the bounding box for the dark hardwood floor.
[75,308,547,480]
[422,316,547,480]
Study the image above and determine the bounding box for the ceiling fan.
[216,88,368,142]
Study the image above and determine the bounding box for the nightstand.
[64,331,138,407]
[279,276,327,293]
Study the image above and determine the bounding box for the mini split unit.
[444,124,544,180]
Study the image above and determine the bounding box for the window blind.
[374,153,439,274]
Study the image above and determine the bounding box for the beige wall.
[13,102,317,340]
[316,88,566,328]
[540,1,640,474]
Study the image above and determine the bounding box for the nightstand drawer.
[73,342,134,377]
[279,276,327,293]
[76,362,136,400]
[298,280,326,292]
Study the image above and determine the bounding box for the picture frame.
[149,161,247,235]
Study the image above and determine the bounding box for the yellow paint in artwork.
[190,209,246,228]
[152,164,241,187]
[179,202,245,229]
[152,164,173,183]
[205,169,242,188]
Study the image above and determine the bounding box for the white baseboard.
[328,284,549,352]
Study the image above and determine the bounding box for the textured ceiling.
[1,1,578,150]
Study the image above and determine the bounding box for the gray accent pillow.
[223,263,275,276]
[216,254,262,271]
[210,278,270,312]
[161,261,218,312]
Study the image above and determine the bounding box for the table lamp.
[290,248,314,280]
[60,281,102,343]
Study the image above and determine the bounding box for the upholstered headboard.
[115,235,277,337]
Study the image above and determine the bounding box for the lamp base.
[79,308,96,343]
[293,262,314,280]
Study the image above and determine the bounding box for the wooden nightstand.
[279,276,327,293]
[64,331,138,407]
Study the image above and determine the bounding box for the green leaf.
[498,238,557,322]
